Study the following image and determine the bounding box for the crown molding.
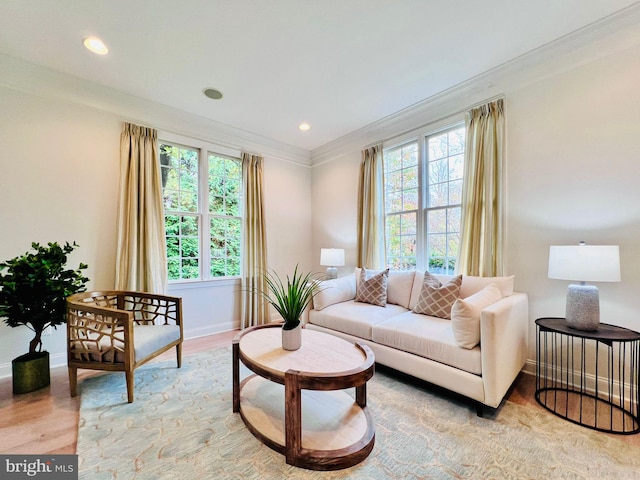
[310,3,640,165]
[0,53,311,167]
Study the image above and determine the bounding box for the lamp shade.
[320,248,345,267]
[548,245,620,282]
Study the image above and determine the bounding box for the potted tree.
[260,265,323,350]
[0,241,89,394]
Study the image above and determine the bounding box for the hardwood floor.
[1,329,638,455]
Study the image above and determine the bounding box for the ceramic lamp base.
[325,267,338,279]
[566,283,600,331]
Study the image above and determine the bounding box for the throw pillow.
[355,268,389,307]
[451,283,502,349]
[412,272,462,319]
[312,274,357,311]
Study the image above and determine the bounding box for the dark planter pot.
[12,351,50,394]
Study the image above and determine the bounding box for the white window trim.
[159,131,243,283]
[382,116,465,272]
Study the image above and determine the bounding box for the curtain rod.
[364,94,505,150]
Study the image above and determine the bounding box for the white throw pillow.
[460,275,514,298]
[312,274,356,311]
[451,283,502,349]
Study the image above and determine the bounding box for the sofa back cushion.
[451,283,503,349]
[354,268,416,308]
[460,275,515,298]
[412,272,462,319]
[312,274,356,311]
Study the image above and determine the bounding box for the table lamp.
[548,242,620,330]
[320,248,345,279]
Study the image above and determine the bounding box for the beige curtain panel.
[357,144,386,269]
[240,152,270,329]
[458,98,505,277]
[115,122,168,293]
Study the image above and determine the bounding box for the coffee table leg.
[356,383,367,408]
[232,341,239,413]
[285,371,302,466]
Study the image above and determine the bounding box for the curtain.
[357,144,386,269]
[458,99,505,277]
[115,122,168,293]
[240,152,270,328]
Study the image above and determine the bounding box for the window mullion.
[200,148,210,280]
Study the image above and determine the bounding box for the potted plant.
[260,265,323,350]
[0,241,89,394]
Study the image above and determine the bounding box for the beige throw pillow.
[355,268,389,307]
[451,283,502,349]
[413,272,462,319]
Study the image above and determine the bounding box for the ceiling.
[0,0,638,152]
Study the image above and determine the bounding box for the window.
[160,142,242,281]
[384,125,465,274]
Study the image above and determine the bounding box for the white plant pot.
[282,324,302,351]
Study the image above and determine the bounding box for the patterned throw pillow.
[412,272,462,319]
[355,268,389,307]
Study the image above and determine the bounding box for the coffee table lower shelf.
[239,375,374,470]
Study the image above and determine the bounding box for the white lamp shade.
[548,245,620,282]
[320,248,345,267]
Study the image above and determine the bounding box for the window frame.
[159,131,243,284]
[383,120,465,273]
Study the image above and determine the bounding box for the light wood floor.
[1,330,638,454]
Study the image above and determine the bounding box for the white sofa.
[305,269,529,415]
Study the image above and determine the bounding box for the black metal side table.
[535,317,640,434]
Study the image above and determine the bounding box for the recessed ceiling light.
[83,36,109,55]
[203,88,223,100]
[298,122,311,131]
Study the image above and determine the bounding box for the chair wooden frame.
[66,290,183,403]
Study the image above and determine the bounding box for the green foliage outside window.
[160,143,242,281]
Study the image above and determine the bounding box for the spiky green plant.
[261,265,323,330]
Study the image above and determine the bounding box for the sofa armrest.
[479,292,529,408]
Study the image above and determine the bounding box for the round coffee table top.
[238,326,368,379]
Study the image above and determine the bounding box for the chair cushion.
[70,324,181,363]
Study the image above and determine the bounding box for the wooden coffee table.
[232,323,375,471]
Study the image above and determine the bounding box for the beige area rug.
[77,347,640,479]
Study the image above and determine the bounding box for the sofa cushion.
[355,268,389,306]
[355,268,415,308]
[313,274,357,311]
[307,300,407,340]
[460,275,515,298]
[451,283,502,349]
[412,272,462,319]
[371,312,482,375]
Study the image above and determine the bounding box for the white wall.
[506,43,640,360]
[0,84,312,377]
[311,42,640,370]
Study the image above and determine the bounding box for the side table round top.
[535,317,640,342]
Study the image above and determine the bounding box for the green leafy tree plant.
[0,242,89,358]
[260,265,324,330]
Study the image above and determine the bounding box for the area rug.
[77,347,640,479]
